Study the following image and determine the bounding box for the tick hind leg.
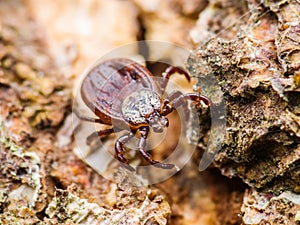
[138,127,175,169]
[161,66,191,94]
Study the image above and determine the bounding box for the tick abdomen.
[81,58,159,125]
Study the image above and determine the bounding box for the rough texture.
[188,0,300,223]
[241,189,300,225]
[190,0,249,44]
[46,186,170,225]
[189,0,300,193]
[0,1,170,224]
[1,0,299,224]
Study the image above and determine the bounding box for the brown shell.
[80,58,160,128]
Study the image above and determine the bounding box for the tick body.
[77,58,210,171]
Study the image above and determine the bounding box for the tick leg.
[138,127,175,169]
[115,132,135,171]
[86,128,116,145]
[163,93,211,117]
[161,66,191,94]
[164,91,190,120]
[172,93,211,109]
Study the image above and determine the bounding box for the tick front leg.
[163,91,190,120]
[115,132,135,171]
[138,127,175,169]
[172,93,211,109]
[161,66,191,94]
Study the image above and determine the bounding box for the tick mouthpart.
[148,114,169,133]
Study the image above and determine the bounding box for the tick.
[76,58,210,171]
